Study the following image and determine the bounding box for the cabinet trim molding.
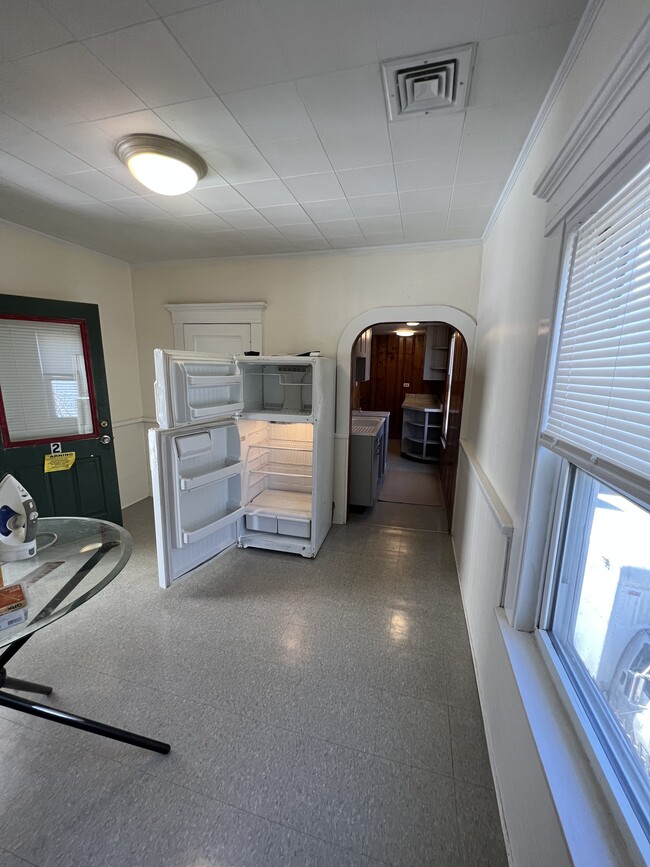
[164,302,266,352]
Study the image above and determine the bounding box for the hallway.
[0,499,506,866]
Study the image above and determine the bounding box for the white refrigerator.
[148,350,335,589]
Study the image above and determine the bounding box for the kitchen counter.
[402,393,442,411]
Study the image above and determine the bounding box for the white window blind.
[541,161,650,484]
[0,319,93,442]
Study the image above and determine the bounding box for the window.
[534,161,650,841]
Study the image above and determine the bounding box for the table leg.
[1,674,52,695]
[0,689,170,755]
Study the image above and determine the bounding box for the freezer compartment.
[154,349,244,428]
[242,362,313,416]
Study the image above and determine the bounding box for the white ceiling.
[0,0,587,263]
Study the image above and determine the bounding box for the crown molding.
[534,13,650,205]
[483,0,606,239]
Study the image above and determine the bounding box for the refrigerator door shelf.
[182,506,246,544]
[179,460,243,491]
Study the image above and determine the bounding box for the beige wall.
[131,242,482,418]
[0,220,148,507]
[455,0,649,863]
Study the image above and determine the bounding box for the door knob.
[99,434,112,445]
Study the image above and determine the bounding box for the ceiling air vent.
[381,44,475,121]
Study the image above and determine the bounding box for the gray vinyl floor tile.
[455,780,509,866]
[449,704,495,790]
[0,497,506,867]
[374,694,453,776]
[361,757,460,866]
[348,501,448,532]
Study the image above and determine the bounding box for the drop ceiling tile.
[284,172,344,203]
[442,227,483,240]
[165,0,291,94]
[279,223,325,241]
[403,225,447,243]
[402,211,447,234]
[302,199,354,222]
[60,169,136,201]
[395,157,458,192]
[0,116,89,176]
[222,209,272,230]
[0,150,63,187]
[96,110,179,142]
[470,22,579,108]
[371,0,481,60]
[462,101,539,154]
[348,193,399,219]
[358,215,403,235]
[329,237,368,249]
[239,226,287,242]
[297,65,387,134]
[447,206,493,231]
[455,146,518,185]
[15,172,99,206]
[388,114,464,163]
[317,219,364,240]
[108,196,169,219]
[261,0,377,79]
[85,22,213,108]
[318,124,392,171]
[180,213,235,232]
[41,0,156,40]
[234,179,295,208]
[362,232,405,246]
[257,137,332,177]
[42,122,118,169]
[191,185,250,211]
[222,83,316,144]
[155,98,251,152]
[336,165,396,198]
[399,187,453,214]
[450,181,503,210]
[289,238,331,251]
[0,0,73,62]
[203,146,276,185]
[146,193,212,217]
[257,204,311,226]
[0,44,146,130]
[480,0,586,40]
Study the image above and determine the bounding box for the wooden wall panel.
[362,333,434,438]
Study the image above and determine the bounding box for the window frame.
[514,162,650,863]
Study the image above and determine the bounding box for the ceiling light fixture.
[115,134,207,196]
[395,329,415,337]
[406,321,420,327]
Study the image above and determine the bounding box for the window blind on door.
[541,160,650,484]
[0,319,93,442]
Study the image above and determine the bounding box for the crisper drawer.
[277,517,311,538]
[246,514,278,533]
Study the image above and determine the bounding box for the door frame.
[334,305,477,524]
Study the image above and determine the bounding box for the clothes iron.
[0,474,38,561]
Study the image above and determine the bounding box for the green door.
[0,294,122,525]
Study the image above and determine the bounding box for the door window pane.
[0,318,94,442]
[551,469,650,825]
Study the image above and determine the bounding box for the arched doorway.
[334,305,476,525]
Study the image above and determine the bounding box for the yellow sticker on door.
[44,452,76,473]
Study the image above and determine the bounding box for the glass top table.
[0,517,169,754]
[0,517,132,648]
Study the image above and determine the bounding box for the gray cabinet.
[349,416,384,507]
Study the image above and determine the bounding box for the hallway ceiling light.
[115,134,208,196]
[395,329,415,337]
[406,321,420,326]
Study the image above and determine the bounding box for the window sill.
[496,609,643,866]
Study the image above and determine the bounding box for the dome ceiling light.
[395,329,415,337]
[115,134,207,196]
[406,321,420,326]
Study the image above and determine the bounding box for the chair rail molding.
[533,13,650,233]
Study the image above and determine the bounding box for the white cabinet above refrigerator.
[149,350,335,588]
